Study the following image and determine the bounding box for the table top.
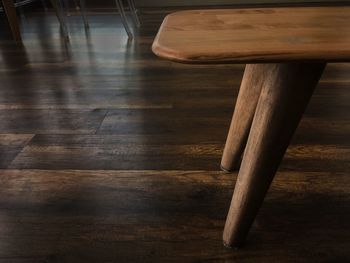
[152,6,350,64]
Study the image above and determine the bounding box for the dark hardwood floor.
[0,9,349,262]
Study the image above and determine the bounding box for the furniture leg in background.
[127,0,140,27]
[50,0,69,41]
[78,0,88,29]
[1,0,21,42]
[40,0,48,11]
[115,0,132,39]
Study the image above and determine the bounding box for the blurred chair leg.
[40,0,48,11]
[79,0,89,29]
[115,0,133,39]
[73,0,80,10]
[127,0,140,27]
[63,0,70,16]
[50,0,69,42]
[2,0,22,42]
[18,5,25,18]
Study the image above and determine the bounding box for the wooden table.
[152,6,350,248]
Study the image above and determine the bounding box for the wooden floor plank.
[0,134,34,168]
[0,169,349,262]
[0,109,107,134]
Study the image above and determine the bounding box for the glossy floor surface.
[0,9,350,262]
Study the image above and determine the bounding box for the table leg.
[223,62,326,248]
[2,0,22,42]
[221,64,265,172]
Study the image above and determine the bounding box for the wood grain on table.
[152,7,350,63]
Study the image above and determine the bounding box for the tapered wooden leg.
[223,62,326,248]
[2,0,22,42]
[221,64,266,172]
